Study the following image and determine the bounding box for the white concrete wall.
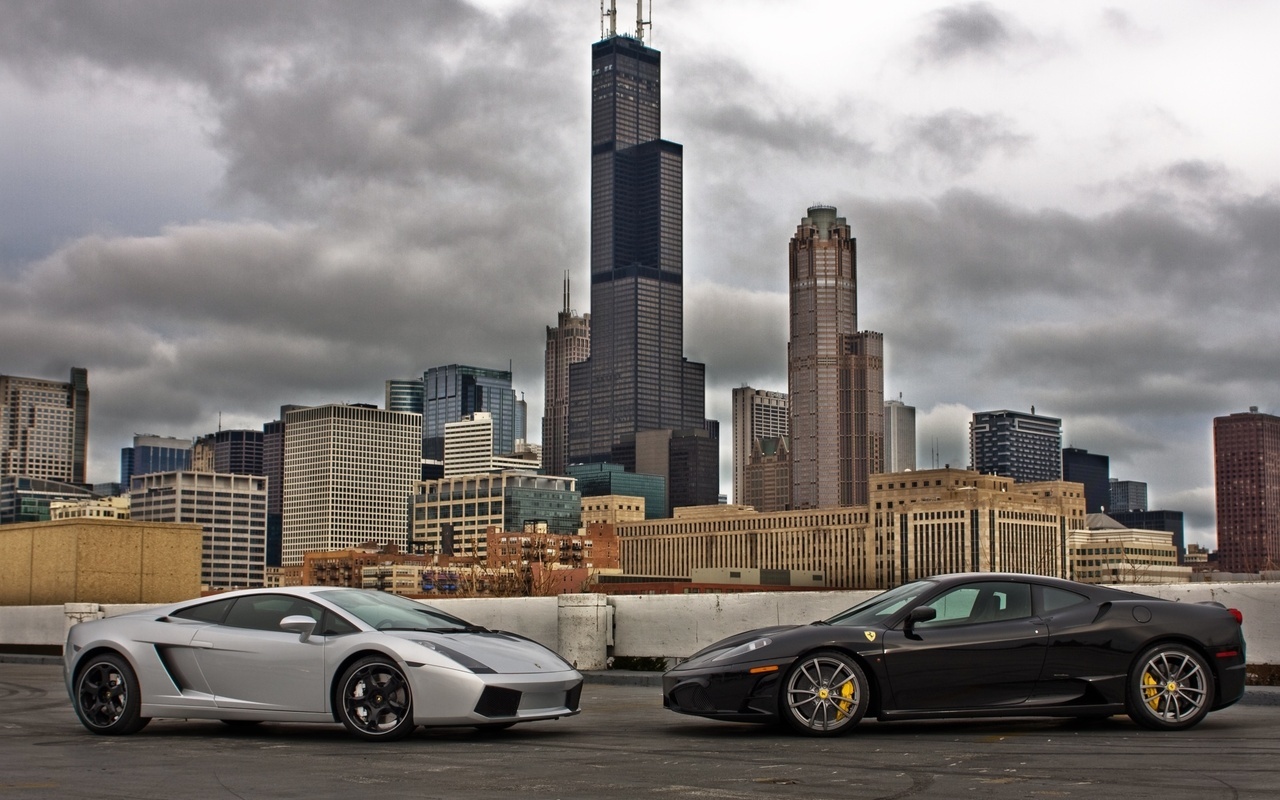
[6,583,1278,666]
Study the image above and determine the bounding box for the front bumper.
[662,657,797,723]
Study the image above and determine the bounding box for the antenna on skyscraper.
[563,270,571,314]
[601,0,616,38]
[635,0,651,43]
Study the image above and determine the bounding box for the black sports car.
[663,573,1246,735]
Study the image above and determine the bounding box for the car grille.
[670,682,717,713]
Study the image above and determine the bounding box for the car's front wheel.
[336,656,416,741]
[779,650,869,736]
[1126,643,1214,730]
[73,653,150,735]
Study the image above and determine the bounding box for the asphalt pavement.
[3,661,1279,799]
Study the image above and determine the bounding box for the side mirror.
[903,606,937,636]
[280,614,317,642]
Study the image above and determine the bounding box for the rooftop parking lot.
[3,662,1279,799]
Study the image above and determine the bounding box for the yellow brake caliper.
[1142,670,1161,711]
[835,680,855,719]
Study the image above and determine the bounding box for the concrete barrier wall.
[7,583,1277,669]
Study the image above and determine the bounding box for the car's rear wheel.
[336,656,415,741]
[73,653,150,735]
[1126,643,1214,730]
[780,650,868,736]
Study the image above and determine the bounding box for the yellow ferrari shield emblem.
[864,631,877,642]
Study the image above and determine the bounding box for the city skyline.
[2,2,1278,549]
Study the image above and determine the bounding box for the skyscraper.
[731,387,788,505]
[883,397,916,474]
[567,18,713,471]
[788,206,884,508]
[970,409,1063,483]
[1062,447,1109,513]
[1109,479,1148,512]
[0,367,89,484]
[1214,407,1280,573]
[395,365,518,463]
[281,404,422,566]
[543,273,590,476]
[120,434,192,487]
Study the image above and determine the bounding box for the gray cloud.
[914,3,1016,65]
[1,1,1276,552]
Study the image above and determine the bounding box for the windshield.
[317,590,481,633]
[824,579,936,627]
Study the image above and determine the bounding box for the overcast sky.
[3,1,1277,548]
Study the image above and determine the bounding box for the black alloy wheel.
[336,656,416,741]
[73,653,150,735]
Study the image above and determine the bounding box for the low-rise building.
[616,468,1087,590]
[1068,514,1191,583]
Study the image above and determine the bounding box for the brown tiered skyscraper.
[542,273,590,476]
[788,206,883,508]
[1214,407,1280,572]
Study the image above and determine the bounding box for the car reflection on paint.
[663,572,1246,735]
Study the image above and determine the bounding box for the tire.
[73,653,150,735]
[779,650,869,736]
[1126,643,1214,731]
[336,656,415,741]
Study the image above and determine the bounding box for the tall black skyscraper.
[568,21,711,468]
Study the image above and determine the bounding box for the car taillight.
[1228,608,1243,624]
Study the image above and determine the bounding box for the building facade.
[121,434,193,487]
[1068,514,1189,584]
[616,468,1085,590]
[1,367,89,484]
[129,470,267,590]
[543,276,591,478]
[788,206,884,508]
[1109,479,1149,513]
[731,387,789,506]
[443,412,541,476]
[410,472,581,558]
[566,462,665,521]
[883,397,916,474]
[566,27,713,473]
[280,404,422,566]
[0,475,96,524]
[1061,447,1109,513]
[1108,509,1185,560]
[743,436,790,513]
[970,409,1063,483]
[1214,407,1280,572]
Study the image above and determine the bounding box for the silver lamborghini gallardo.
[65,587,583,741]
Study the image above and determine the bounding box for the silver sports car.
[65,586,583,741]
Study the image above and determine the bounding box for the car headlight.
[711,637,773,662]
[414,640,496,674]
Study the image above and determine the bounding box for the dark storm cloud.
[899,110,1029,175]
[914,3,1016,65]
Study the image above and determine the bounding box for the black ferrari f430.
[663,573,1246,735]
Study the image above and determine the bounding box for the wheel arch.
[1127,635,1222,700]
[328,648,409,722]
[789,644,884,713]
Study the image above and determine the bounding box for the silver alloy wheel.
[1127,644,1213,730]
[781,651,868,736]
[337,657,415,741]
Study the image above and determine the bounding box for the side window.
[1040,586,1089,613]
[917,582,1033,627]
[319,610,359,636]
[170,597,234,623]
[223,595,324,633]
